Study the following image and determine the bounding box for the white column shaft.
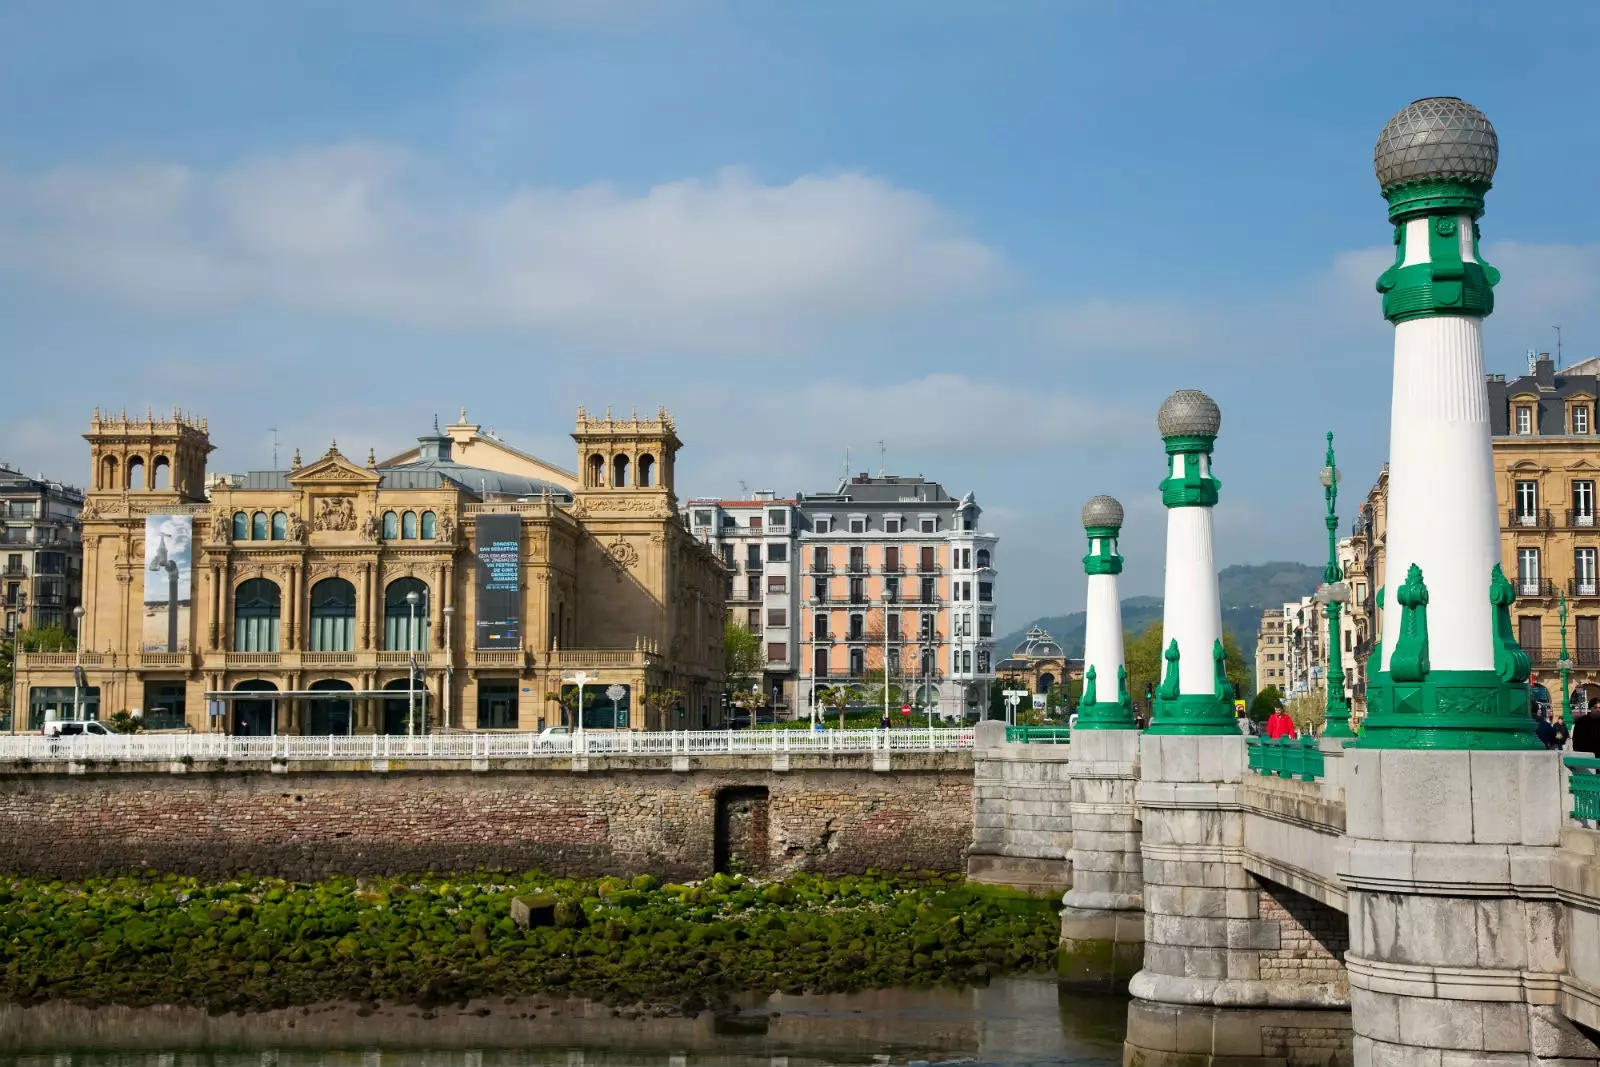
[1379,314,1497,673]
[1084,571,1124,695]
[1161,505,1222,695]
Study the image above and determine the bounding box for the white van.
[41,719,113,738]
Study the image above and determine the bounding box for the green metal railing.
[1565,757,1600,821]
[1006,725,1071,744]
[1247,736,1325,782]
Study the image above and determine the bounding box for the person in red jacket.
[1265,705,1298,740]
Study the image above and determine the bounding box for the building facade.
[1488,352,1600,707]
[13,407,726,733]
[1,464,85,641]
[794,474,997,721]
[1254,609,1287,695]
[682,493,799,713]
[993,626,1080,702]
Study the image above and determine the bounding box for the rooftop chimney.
[1536,352,1556,389]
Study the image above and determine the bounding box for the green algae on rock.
[0,871,1058,1013]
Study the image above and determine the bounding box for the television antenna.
[269,427,279,469]
[1554,325,1564,367]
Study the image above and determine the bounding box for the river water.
[0,977,1127,1067]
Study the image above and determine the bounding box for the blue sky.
[4,1,1600,630]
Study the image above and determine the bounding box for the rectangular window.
[1517,547,1541,595]
[954,613,968,637]
[978,581,994,602]
[814,517,831,534]
[848,614,864,640]
[849,577,866,603]
[746,545,762,566]
[849,518,866,534]
[978,614,993,638]
[921,614,935,640]
[767,608,787,628]
[813,577,829,602]
[920,546,936,571]
[720,544,733,566]
[767,542,788,563]
[1579,616,1600,666]
[35,552,64,575]
[693,510,712,526]
[476,681,519,730]
[1518,615,1543,659]
[749,516,762,530]
[725,576,734,599]
[142,681,188,731]
[767,509,787,529]
[767,642,787,663]
[920,518,936,534]
[811,546,829,570]
[747,608,761,629]
[920,576,935,602]
[1576,407,1592,434]
[1576,482,1596,526]
[1516,481,1539,524]
[766,575,787,594]
[885,518,901,534]
[888,648,901,674]
[887,613,901,640]
[1517,406,1533,434]
[849,546,866,572]
[1578,549,1598,596]
[813,613,829,638]
[883,546,899,572]
[884,576,899,602]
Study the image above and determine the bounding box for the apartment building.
[1487,352,1600,706]
[1,463,85,639]
[795,474,997,721]
[682,493,799,712]
[1255,609,1288,694]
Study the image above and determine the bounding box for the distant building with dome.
[994,625,1081,697]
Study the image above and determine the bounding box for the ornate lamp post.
[1076,495,1135,729]
[1318,433,1355,737]
[1558,592,1574,729]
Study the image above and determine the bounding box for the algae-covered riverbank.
[0,870,1059,1013]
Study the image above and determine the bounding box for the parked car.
[42,719,113,738]
[535,726,571,747]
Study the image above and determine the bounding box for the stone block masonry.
[0,753,972,881]
[966,721,1074,895]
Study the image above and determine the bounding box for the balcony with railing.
[1524,645,1600,668]
[846,560,868,574]
[1517,577,1557,598]
[1568,510,1598,529]
[918,562,942,574]
[1571,578,1600,598]
[1509,509,1553,529]
[1,562,26,577]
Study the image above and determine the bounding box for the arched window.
[100,456,118,491]
[233,679,278,737]
[233,578,281,652]
[420,511,436,539]
[382,511,398,540]
[401,511,418,539]
[127,456,145,491]
[309,577,357,651]
[152,456,170,490]
[638,454,655,488]
[612,454,630,488]
[976,548,991,568]
[270,512,287,540]
[251,512,268,540]
[1038,672,1055,693]
[232,512,248,541]
[587,454,605,487]
[307,679,354,736]
[384,578,430,651]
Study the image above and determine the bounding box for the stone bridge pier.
[1057,727,1144,989]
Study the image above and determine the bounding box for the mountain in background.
[995,562,1324,679]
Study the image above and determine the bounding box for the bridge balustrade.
[1246,735,1325,782]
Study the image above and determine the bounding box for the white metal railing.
[0,728,975,764]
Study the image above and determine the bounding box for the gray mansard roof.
[1488,355,1600,437]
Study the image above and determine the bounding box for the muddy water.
[0,976,1128,1066]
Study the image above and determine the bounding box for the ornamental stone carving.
[287,513,307,542]
[436,515,455,543]
[605,538,640,573]
[313,497,357,532]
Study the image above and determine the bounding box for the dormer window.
[1576,406,1591,435]
[849,517,866,534]
[1516,406,1533,434]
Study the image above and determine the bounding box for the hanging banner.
[474,513,521,649]
[142,514,192,653]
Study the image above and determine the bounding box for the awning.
[204,689,430,702]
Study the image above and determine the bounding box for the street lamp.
[1318,432,1355,738]
[442,604,455,732]
[882,584,895,728]
[1558,592,1575,729]
[72,604,85,722]
[405,590,420,737]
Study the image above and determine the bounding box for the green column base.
[1073,700,1137,730]
[1352,669,1541,750]
[1146,693,1238,736]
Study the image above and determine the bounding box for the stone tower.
[84,408,212,501]
[571,406,680,500]
[1075,495,1133,729]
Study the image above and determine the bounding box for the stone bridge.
[970,721,1600,1065]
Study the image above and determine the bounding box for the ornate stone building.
[993,626,1079,699]
[13,407,726,733]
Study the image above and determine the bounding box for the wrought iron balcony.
[1572,578,1600,598]
[1509,509,1553,529]
[1568,510,1598,529]
[1516,577,1556,598]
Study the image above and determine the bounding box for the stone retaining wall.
[0,754,972,881]
[966,722,1073,894]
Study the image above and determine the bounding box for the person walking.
[1536,706,1559,750]
[1573,703,1600,757]
[1265,704,1297,740]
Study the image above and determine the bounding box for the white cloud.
[0,147,1001,351]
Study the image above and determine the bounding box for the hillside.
[995,562,1323,671]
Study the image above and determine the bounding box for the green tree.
[1283,693,1324,736]
[19,625,74,654]
[723,622,762,692]
[1123,623,1251,717]
[819,683,862,730]
[1249,684,1283,723]
[641,687,683,731]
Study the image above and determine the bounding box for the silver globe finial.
[1157,389,1222,439]
[1374,97,1498,193]
[1082,495,1124,530]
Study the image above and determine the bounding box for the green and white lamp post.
[1358,97,1539,749]
[1559,593,1574,728]
[1148,389,1236,735]
[1076,495,1135,729]
[1317,432,1355,738]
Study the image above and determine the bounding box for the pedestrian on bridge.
[1574,705,1600,757]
